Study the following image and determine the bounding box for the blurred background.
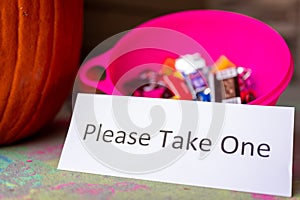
[75,0,300,131]
[82,0,299,70]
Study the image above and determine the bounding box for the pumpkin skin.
[0,0,83,145]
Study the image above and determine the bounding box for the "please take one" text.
[83,124,271,158]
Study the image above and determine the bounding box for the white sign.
[58,93,294,197]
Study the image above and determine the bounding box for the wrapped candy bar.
[174,53,214,102]
[214,56,256,104]
[160,58,193,100]
[237,67,256,104]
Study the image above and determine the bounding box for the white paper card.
[58,93,294,197]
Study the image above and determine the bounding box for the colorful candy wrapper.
[175,53,215,102]
[214,56,241,104]
[160,58,193,100]
[124,70,174,98]
[214,55,256,104]
[237,66,256,103]
[216,67,241,104]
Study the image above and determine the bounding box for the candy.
[214,55,236,72]
[161,58,176,75]
[124,69,174,98]
[162,74,193,100]
[196,88,211,102]
[240,89,256,104]
[216,67,241,104]
[175,53,207,74]
[123,54,255,104]
[237,66,256,103]
[175,53,213,102]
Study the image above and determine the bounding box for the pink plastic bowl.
[80,10,293,105]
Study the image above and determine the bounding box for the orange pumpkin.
[0,0,83,144]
